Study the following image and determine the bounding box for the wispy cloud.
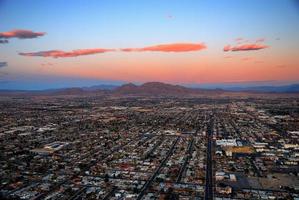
[223,43,268,52]
[121,43,207,52]
[224,38,269,52]
[0,39,9,44]
[0,29,45,39]
[0,62,7,68]
[19,48,115,58]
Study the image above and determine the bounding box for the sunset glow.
[0,0,299,89]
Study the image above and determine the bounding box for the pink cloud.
[223,43,269,52]
[121,43,207,52]
[223,45,231,52]
[19,42,207,59]
[19,48,115,58]
[0,29,45,39]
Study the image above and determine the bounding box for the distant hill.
[114,82,223,96]
[0,82,298,97]
[82,84,118,91]
[0,87,108,96]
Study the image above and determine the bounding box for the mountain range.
[114,82,224,95]
[0,82,298,96]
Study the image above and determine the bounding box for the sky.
[0,0,299,90]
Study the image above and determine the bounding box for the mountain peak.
[114,81,197,96]
[123,82,137,87]
[118,82,137,89]
[141,81,168,86]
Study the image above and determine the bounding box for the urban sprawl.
[0,96,298,199]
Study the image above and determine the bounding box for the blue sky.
[0,0,299,89]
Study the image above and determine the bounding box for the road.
[204,117,214,200]
[176,137,194,183]
[136,137,179,200]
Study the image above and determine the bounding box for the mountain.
[114,82,222,96]
[115,83,139,94]
[82,84,119,91]
[1,82,298,97]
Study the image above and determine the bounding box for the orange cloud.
[0,29,45,39]
[223,43,269,52]
[121,43,207,52]
[223,45,231,52]
[19,42,205,58]
[19,48,115,58]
